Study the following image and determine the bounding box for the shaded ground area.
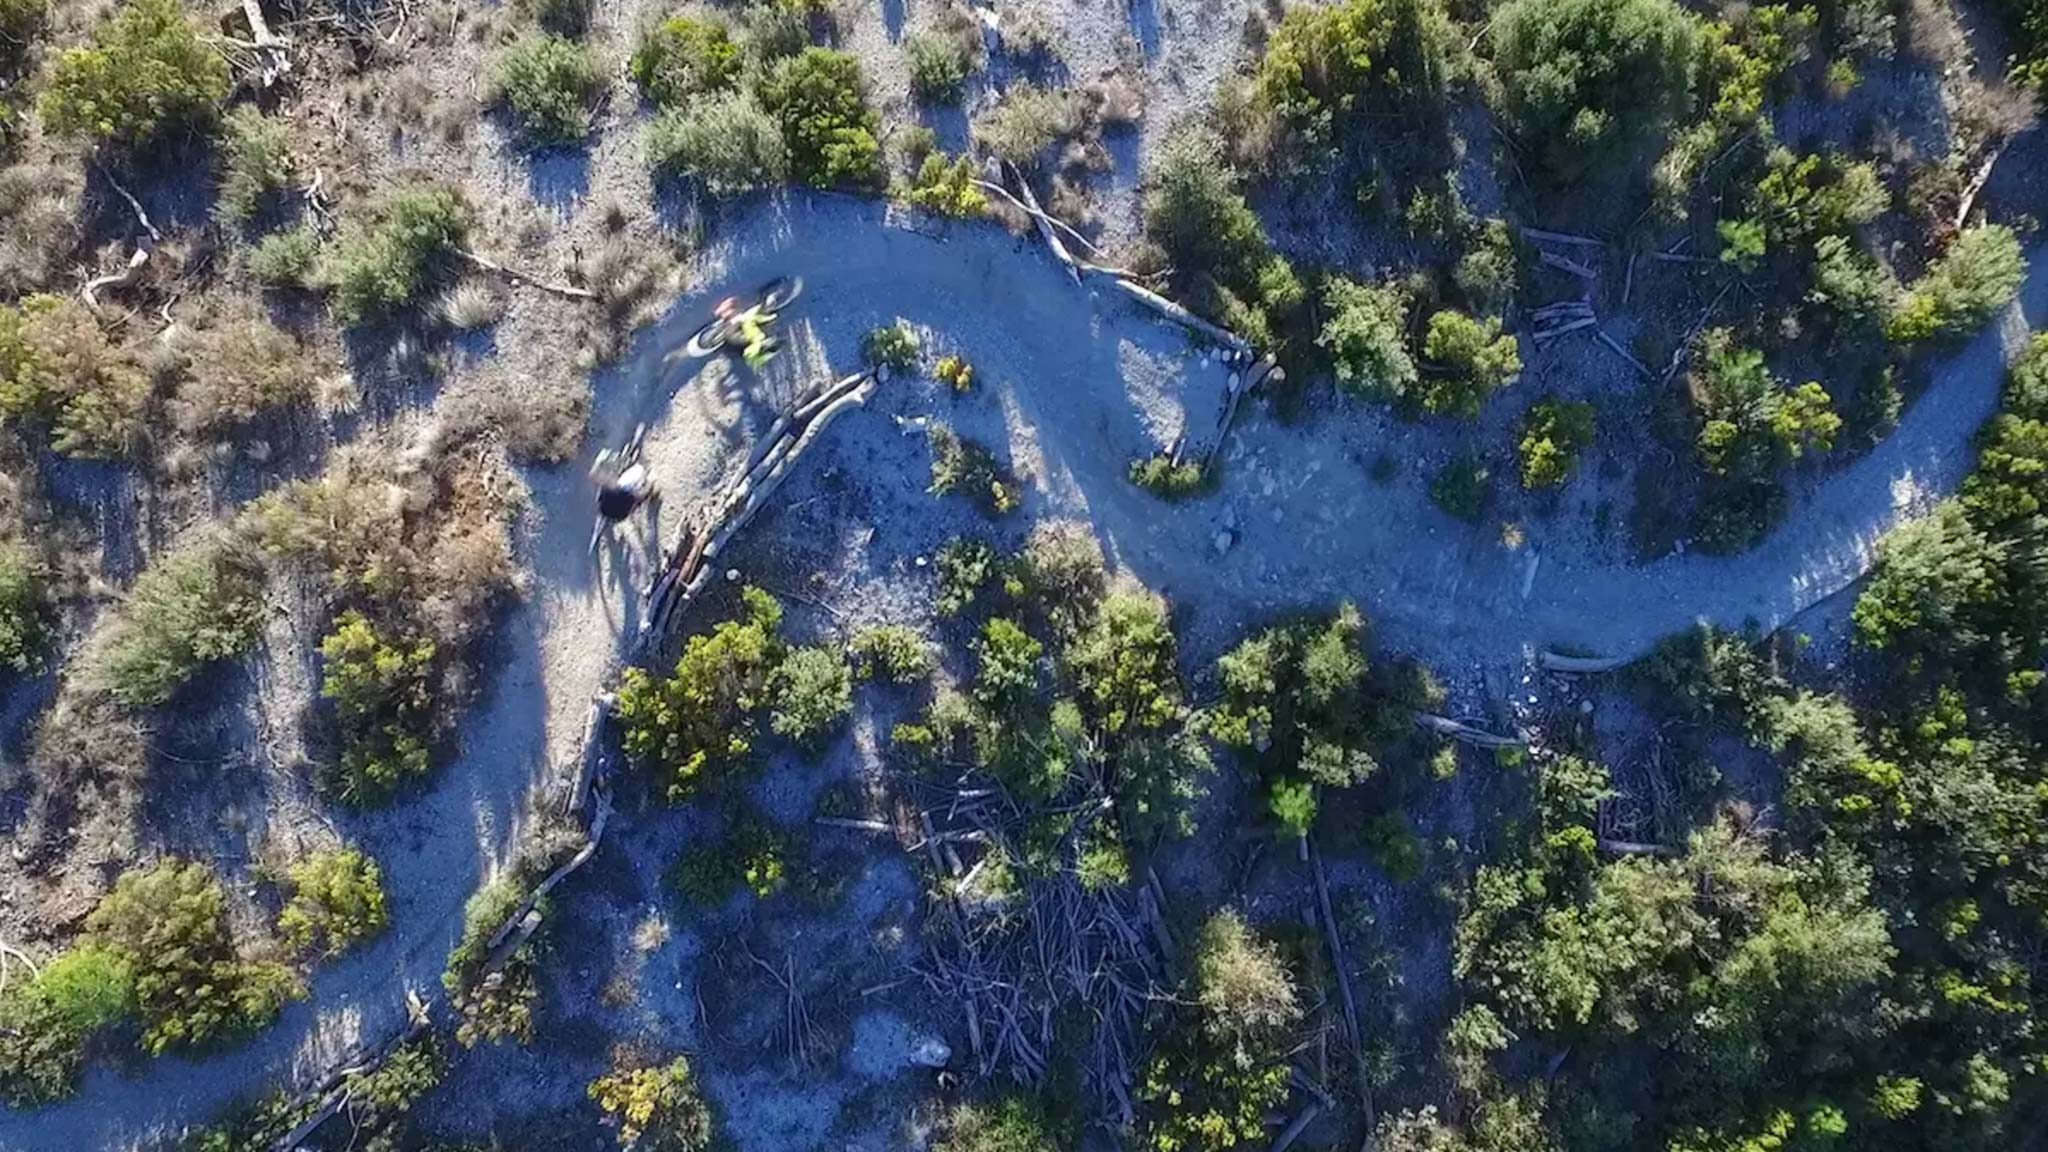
[6,194,2043,1151]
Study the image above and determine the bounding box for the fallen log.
[1270,1102,1324,1152]
[1007,162,1082,286]
[1414,712,1524,749]
[1600,839,1679,858]
[1100,276,1252,354]
[455,248,596,300]
[1521,227,1607,248]
[1309,840,1374,1138]
[1595,329,1654,381]
[1537,650,1630,674]
[1538,250,1599,280]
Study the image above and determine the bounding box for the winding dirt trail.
[4,196,2040,1151]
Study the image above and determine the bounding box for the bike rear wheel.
[682,316,736,359]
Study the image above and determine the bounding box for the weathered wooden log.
[1538,250,1599,280]
[1310,840,1374,1138]
[1537,650,1631,674]
[1007,162,1082,286]
[455,248,596,300]
[1595,329,1654,381]
[1600,839,1679,858]
[1100,276,1252,354]
[1414,712,1525,749]
[1270,1102,1324,1152]
[1521,227,1607,248]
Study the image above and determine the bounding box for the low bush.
[1689,328,1840,481]
[1129,453,1209,500]
[1489,0,1702,177]
[850,625,933,683]
[214,107,293,229]
[0,0,44,72]
[172,301,315,436]
[1517,399,1597,488]
[906,28,979,104]
[588,1055,715,1151]
[1885,224,2027,347]
[928,424,1021,516]
[935,536,1000,617]
[1807,234,1894,333]
[769,644,853,748]
[38,0,228,149]
[88,860,299,1054]
[1068,589,1182,738]
[443,874,541,1047]
[1019,519,1105,634]
[0,944,132,1106]
[757,47,882,188]
[1254,0,1455,158]
[1419,310,1521,417]
[933,354,974,391]
[246,226,322,288]
[616,587,784,800]
[631,15,741,108]
[0,541,50,674]
[908,153,987,218]
[1430,457,1490,522]
[92,538,264,708]
[973,617,1043,717]
[975,86,1081,168]
[1320,277,1416,401]
[1139,910,1300,1150]
[862,322,920,369]
[935,1097,1064,1152]
[0,294,151,458]
[323,183,469,326]
[319,611,437,803]
[0,161,85,295]
[646,91,789,195]
[672,818,790,903]
[522,0,592,37]
[276,848,389,957]
[493,34,603,145]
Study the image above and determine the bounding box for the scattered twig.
[1521,227,1606,248]
[1536,650,1630,674]
[454,248,596,300]
[1414,712,1524,749]
[1594,329,1654,381]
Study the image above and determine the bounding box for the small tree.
[1885,224,2027,346]
[1851,501,2005,654]
[0,542,49,675]
[906,28,979,105]
[974,617,1043,717]
[757,47,882,188]
[319,612,437,803]
[1518,399,1597,488]
[1141,910,1301,1151]
[849,625,933,683]
[213,107,293,228]
[493,34,603,145]
[1689,329,1840,479]
[38,0,228,149]
[1420,310,1521,417]
[588,1055,715,1151]
[323,183,470,326]
[769,645,853,749]
[0,294,151,459]
[631,16,741,108]
[92,539,264,708]
[615,587,783,800]
[277,848,390,957]
[909,153,988,218]
[1320,277,1417,401]
[1490,0,1701,176]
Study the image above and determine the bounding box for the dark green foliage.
[1807,233,1894,332]
[1419,310,1521,418]
[324,183,469,325]
[1140,910,1301,1151]
[928,424,1021,516]
[1320,277,1416,401]
[1143,129,1301,348]
[38,0,228,148]
[631,16,741,107]
[671,817,790,904]
[973,617,1043,717]
[88,860,299,1055]
[0,294,151,458]
[0,0,44,73]
[277,848,389,957]
[213,107,293,228]
[850,625,933,683]
[1254,0,1455,157]
[0,945,132,1106]
[935,536,1000,617]
[862,322,920,369]
[1885,224,2027,347]
[1851,502,2005,655]
[1518,399,1596,488]
[1490,0,1701,177]
[493,34,603,145]
[769,644,852,748]
[972,86,1080,168]
[1690,328,1839,479]
[756,47,882,188]
[93,538,264,708]
[616,587,784,801]
[1129,453,1210,499]
[1429,456,1490,522]
[906,28,978,105]
[1068,589,1182,739]
[934,1096,1064,1152]
[319,611,437,803]
[0,541,49,674]
[443,874,543,1047]
[247,225,321,288]
[522,0,592,37]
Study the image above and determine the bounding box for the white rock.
[910,1037,952,1068]
[1213,529,1236,556]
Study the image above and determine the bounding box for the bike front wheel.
[759,276,804,313]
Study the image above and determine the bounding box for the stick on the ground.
[1594,329,1654,381]
[1414,712,1524,749]
[1521,227,1607,248]
[95,166,162,242]
[455,248,596,300]
[1537,650,1631,674]
[1309,839,1374,1138]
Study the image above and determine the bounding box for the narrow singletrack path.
[7,196,2039,1151]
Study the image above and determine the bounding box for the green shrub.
[173,301,315,435]
[1430,456,1490,521]
[1068,589,1182,738]
[247,225,322,288]
[973,617,1043,716]
[1717,217,1766,271]
[0,945,133,1106]
[88,860,299,1054]
[1690,328,1840,480]
[672,818,790,903]
[93,539,264,708]
[757,47,882,188]
[1518,399,1597,488]
[277,848,389,957]
[1362,811,1424,880]
[769,644,853,748]
[324,183,469,325]
[1851,501,2004,653]
[850,625,933,683]
[862,322,920,369]
[906,29,978,104]
[0,294,151,458]
[1419,310,1521,417]
[908,153,987,218]
[616,587,783,800]
[1807,234,1893,331]
[1454,219,1520,314]
[1490,0,1701,176]
[319,611,437,803]
[935,537,999,617]
[1320,277,1416,400]
[443,875,541,1048]
[588,1056,715,1152]
[1140,910,1300,1151]
[670,843,740,905]
[631,16,741,107]
[493,34,603,145]
[214,107,293,228]
[936,1097,1064,1152]
[1019,519,1106,634]
[0,541,49,674]
[974,86,1080,168]
[0,0,45,69]
[1255,0,1455,156]
[934,354,975,391]
[928,424,1020,516]
[1129,453,1209,500]
[38,0,228,148]
[1885,224,2027,347]
[646,91,790,194]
